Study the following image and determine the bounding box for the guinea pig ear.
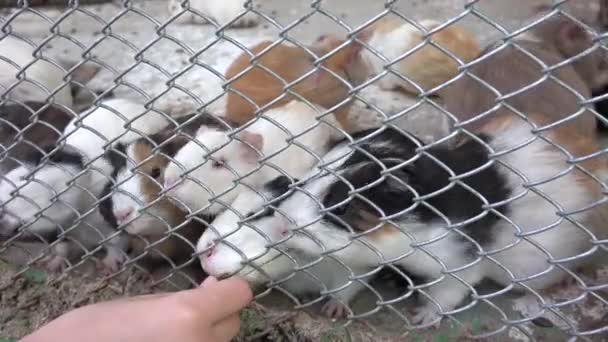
[237,131,264,163]
[556,21,591,56]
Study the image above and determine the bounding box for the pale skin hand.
[22,276,253,342]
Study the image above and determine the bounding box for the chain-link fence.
[1,0,608,340]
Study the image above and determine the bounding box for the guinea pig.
[0,144,128,273]
[349,17,480,95]
[167,0,258,27]
[223,39,362,132]
[63,98,171,167]
[0,101,73,174]
[164,100,338,217]
[100,113,230,263]
[246,117,607,327]
[440,9,608,139]
[0,36,73,107]
[197,175,370,318]
[0,99,171,272]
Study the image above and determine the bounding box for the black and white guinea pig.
[227,115,608,327]
[0,143,128,272]
[0,101,73,174]
[99,112,231,264]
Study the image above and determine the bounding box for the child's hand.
[22,276,252,342]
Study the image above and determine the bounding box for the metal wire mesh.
[1,0,607,340]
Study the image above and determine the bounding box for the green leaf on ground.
[23,268,47,284]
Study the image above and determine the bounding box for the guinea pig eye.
[212,158,226,169]
[150,167,161,179]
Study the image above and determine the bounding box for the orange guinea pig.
[223,39,361,132]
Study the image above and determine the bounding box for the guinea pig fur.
[167,0,259,28]
[164,100,338,217]
[0,99,171,272]
[197,175,370,318]
[353,17,481,95]
[100,113,228,263]
[254,118,608,327]
[0,101,73,175]
[0,144,128,272]
[0,36,73,107]
[224,39,362,132]
[440,12,608,139]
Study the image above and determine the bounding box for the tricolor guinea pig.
[100,113,231,264]
[196,175,371,318]
[235,116,607,327]
[164,100,339,217]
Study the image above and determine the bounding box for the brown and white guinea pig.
[346,17,480,95]
[441,7,608,139]
[223,39,361,132]
[205,117,608,326]
[0,101,73,175]
[164,100,340,217]
[100,112,232,264]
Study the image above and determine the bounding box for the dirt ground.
[1,0,608,341]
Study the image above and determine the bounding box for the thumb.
[185,276,253,322]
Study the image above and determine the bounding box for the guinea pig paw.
[42,254,68,273]
[98,250,127,275]
[321,298,351,319]
[411,304,442,328]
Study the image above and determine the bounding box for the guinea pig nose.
[115,207,134,224]
[200,240,216,259]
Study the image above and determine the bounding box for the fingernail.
[200,276,218,288]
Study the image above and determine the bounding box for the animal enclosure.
[0,0,607,341]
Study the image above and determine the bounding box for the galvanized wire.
[0,0,607,339]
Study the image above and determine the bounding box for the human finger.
[212,314,241,341]
[185,276,253,321]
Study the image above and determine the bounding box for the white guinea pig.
[164,100,338,216]
[197,175,369,318]
[0,36,73,107]
[167,0,258,27]
[244,119,608,327]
